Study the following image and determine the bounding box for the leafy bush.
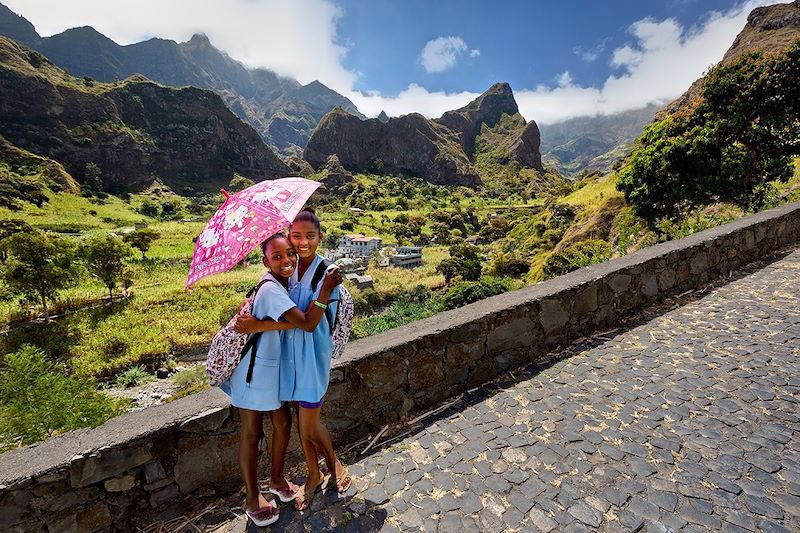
[543,239,612,279]
[171,364,208,389]
[0,345,124,450]
[443,276,511,310]
[351,296,444,339]
[486,251,530,278]
[114,365,153,388]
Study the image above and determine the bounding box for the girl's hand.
[234,314,261,333]
[322,266,343,290]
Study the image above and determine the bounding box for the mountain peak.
[377,110,389,123]
[0,2,41,47]
[187,33,211,46]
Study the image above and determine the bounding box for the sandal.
[245,501,279,527]
[334,467,352,494]
[268,481,299,503]
[295,476,326,511]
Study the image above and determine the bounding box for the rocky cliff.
[304,107,480,186]
[0,37,288,193]
[661,0,800,117]
[304,83,546,187]
[0,3,363,156]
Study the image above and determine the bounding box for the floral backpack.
[310,259,355,360]
[206,279,271,386]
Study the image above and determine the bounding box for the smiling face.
[262,236,297,280]
[288,219,322,260]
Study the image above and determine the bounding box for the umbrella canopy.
[186,176,321,288]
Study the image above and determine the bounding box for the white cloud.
[3,0,358,93]
[4,0,778,126]
[419,36,477,73]
[573,38,609,63]
[514,0,775,124]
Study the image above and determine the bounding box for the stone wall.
[2,201,799,532]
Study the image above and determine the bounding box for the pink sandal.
[268,481,299,503]
[245,501,279,527]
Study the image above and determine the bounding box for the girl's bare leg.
[298,406,341,486]
[238,409,274,515]
[268,404,292,488]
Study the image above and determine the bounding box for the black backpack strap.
[310,259,333,293]
[242,332,263,383]
[242,278,274,384]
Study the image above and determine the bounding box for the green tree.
[0,232,81,320]
[81,162,104,197]
[0,345,123,449]
[618,42,800,221]
[138,199,160,218]
[436,242,482,284]
[229,174,255,192]
[443,276,511,310]
[0,219,33,262]
[83,234,133,301]
[122,228,161,259]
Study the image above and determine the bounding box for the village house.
[339,234,382,259]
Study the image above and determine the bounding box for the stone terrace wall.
[2,201,799,532]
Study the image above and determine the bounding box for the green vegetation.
[122,228,161,259]
[443,276,513,310]
[83,234,134,300]
[0,345,125,450]
[618,42,800,221]
[114,365,153,388]
[542,240,612,278]
[0,231,82,319]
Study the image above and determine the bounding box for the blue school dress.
[279,254,339,404]
[220,272,296,412]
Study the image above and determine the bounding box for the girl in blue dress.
[225,233,342,526]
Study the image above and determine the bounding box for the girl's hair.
[260,232,287,255]
[292,207,321,232]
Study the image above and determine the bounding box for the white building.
[389,245,423,269]
[339,234,382,259]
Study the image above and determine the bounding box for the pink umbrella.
[186,176,321,288]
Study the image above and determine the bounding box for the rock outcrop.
[304,83,546,186]
[304,107,481,186]
[0,37,289,193]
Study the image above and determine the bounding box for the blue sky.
[4,0,779,123]
[338,0,747,94]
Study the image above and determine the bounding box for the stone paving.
[188,249,800,532]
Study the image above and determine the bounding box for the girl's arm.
[234,268,343,334]
[280,273,337,332]
[234,316,294,333]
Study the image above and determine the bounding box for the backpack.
[206,279,272,387]
[310,259,355,360]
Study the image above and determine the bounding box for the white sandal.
[245,501,279,527]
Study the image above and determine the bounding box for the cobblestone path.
[198,249,800,532]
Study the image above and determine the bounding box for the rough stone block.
[0,489,33,529]
[689,251,707,275]
[70,446,152,488]
[488,316,537,353]
[573,285,598,315]
[640,274,658,298]
[608,273,631,294]
[658,269,676,291]
[408,350,445,392]
[446,341,485,367]
[539,298,569,334]
[355,352,407,391]
[149,484,180,509]
[144,462,166,484]
[179,407,231,433]
[104,474,136,493]
[174,433,238,494]
[46,502,111,533]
